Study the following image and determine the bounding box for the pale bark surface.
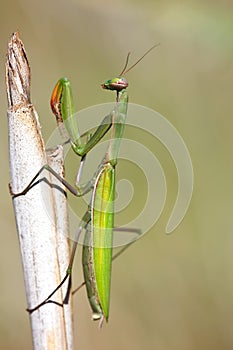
[6,32,73,350]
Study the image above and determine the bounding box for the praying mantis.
[11,44,159,326]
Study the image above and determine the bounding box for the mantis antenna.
[119,43,160,76]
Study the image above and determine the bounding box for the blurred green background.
[1,0,233,349]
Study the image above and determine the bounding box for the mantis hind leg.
[27,209,91,313]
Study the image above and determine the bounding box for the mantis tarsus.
[11,44,159,325]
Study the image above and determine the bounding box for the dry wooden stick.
[6,32,73,350]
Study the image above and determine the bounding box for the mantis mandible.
[11,44,159,325]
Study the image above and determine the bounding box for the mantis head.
[101,77,128,92]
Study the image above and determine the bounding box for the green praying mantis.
[11,44,159,326]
